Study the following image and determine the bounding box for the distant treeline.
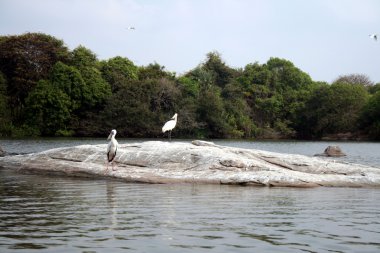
[0,33,380,140]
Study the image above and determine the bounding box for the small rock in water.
[315,145,346,157]
[0,146,5,157]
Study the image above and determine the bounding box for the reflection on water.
[1,168,380,253]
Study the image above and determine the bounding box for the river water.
[1,139,380,252]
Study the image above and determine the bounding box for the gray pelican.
[106,129,118,171]
[162,113,178,141]
[369,34,378,41]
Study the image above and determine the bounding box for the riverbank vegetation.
[0,33,379,140]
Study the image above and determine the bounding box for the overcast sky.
[1,0,379,83]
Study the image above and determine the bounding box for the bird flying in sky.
[369,34,378,41]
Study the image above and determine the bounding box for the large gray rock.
[0,140,379,187]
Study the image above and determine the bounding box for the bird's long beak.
[107,133,112,140]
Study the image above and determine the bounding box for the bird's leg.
[105,162,109,174]
[169,130,172,141]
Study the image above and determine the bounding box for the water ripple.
[1,169,380,252]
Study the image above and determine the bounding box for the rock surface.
[0,140,379,187]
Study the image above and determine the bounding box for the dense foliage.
[0,33,379,140]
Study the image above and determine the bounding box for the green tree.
[138,63,175,80]
[50,62,86,110]
[267,58,311,90]
[239,62,272,89]
[368,83,380,94]
[76,67,111,108]
[71,46,111,108]
[101,77,181,137]
[240,58,315,138]
[333,74,374,87]
[67,46,112,135]
[101,81,153,137]
[300,83,369,138]
[101,56,138,92]
[222,82,256,138]
[70,45,98,69]
[0,71,11,136]
[360,91,380,139]
[202,51,238,88]
[25,80,71,136]
[177,76,199,98]
[239,62,273,131]
[197,86,229,138]
[0,33,69,121]
[173,77,201,137]
[150,78,181,114]
[186,56,239,138]
[186,67,215,91]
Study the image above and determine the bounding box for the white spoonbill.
[106,129,118,171]
[162,113,178,140]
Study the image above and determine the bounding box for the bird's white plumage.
[107,129,118,163]
[162,113,178,133]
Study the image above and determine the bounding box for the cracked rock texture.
[0,140,379,187]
